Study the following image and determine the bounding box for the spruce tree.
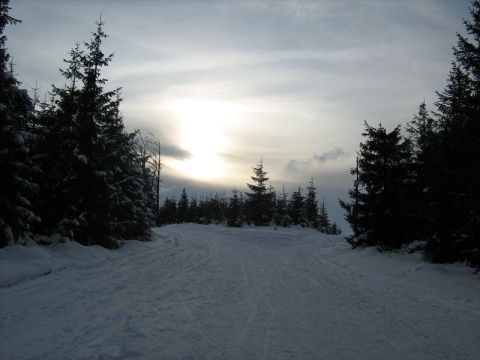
[226,189,242,227]
[426,1,480,265]
[0,1,39,246]
[188,196,199,223]
[305,178,319,229]
[273,185,291,227]
[210,193,226,224]
[318,198,332,234]
[289,186,305,226]
[35,18,152,246]
[159,197,177,225]
[406,101,439,240]
[177,188,189,223]
[330,222,342,235]
[340,122,413,249]
[34,42,87,240]
[245,159,275,226]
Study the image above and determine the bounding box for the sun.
[169,99,236,180]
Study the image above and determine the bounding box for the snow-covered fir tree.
[34,18,153,246]
[0,1,40,246]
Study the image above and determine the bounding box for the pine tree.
[210,193,226,224]
[0,1,40,246]
[305,178,319,229]
[196,196,210,224]
[188,196,199,223]
[406,101,439,240]
[289,186,305,226]
[273,185,291,227]
[34,42,87,240]
[318,198,332,234]
[330,222,342,235]
[425,1,480,265]
[340,122,413,249]
[159,197,177,225]
[226,188,242,227]
[177,188,189,223]
[245,159,275,226]
[35,18,152,246]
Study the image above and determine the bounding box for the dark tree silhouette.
[0,1,39,246]
[245,159,275,226]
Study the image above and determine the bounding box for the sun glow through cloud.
[170,99,237,180]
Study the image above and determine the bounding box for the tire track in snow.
[2,224,479,360]
[250,269,274,359]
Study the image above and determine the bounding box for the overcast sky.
[7,0,472,229]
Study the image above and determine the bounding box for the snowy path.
[1,224,479,359]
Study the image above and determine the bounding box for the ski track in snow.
[0,224,479,360]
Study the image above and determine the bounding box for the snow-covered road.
[1,224,479,359]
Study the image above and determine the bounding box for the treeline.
[1,4,161,248]
[159,163,341,234]
[340,1,480,267]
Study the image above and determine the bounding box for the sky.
[6,0,472,230]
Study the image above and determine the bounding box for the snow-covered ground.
[1,224,479,360]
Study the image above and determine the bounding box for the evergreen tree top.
[82,16,114,87]
[246,159,272,196]
[0,0,21,73]
[454,0,480,82]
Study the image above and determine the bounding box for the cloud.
[161,143,192,160]
[313,147,347,164]
[287,147,348,172]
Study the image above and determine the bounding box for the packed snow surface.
[1,224,479,359]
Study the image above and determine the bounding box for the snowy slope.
[0,224,479,360]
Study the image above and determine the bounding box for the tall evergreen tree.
[340,122,413,249]
[210,193,226,224]
[318,198,332,234]
[330,222,342,235]
[188,196,199,223]
[245,159,275,226]
[426,1,480,265]
[273,185,291,227]
[34,42,86,239]
[289,186,305,226]
[177,188,189,223]
[159,197,177,225]
[226,188,242,227]
[305,178,319,229]
[0,1,39,246]
[406,101,439,239]
[35,18,152,246]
